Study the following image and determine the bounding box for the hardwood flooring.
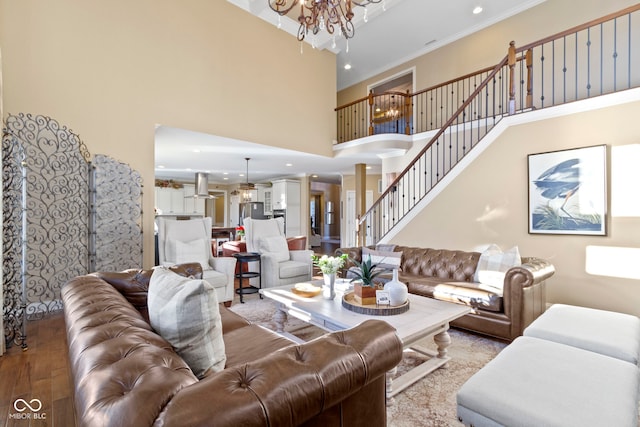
[0,240,340,427]
[0,312,75,427]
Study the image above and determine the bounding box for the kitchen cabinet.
[256,184,272,215]
[155,185,204,215]
[271,179,301,237]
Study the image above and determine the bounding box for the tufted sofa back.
[394,246,480,282]
[63,263,404,427]
[62,272,199,427]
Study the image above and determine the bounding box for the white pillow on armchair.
[258,235,290,262]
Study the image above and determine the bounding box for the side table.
[233,252,262,303]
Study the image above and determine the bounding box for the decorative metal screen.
[90,154,143,272]
[2,131,27,348]
[3,114,144,349]
[4,113,90,324]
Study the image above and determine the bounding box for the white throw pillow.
[362,247,402,270]
[174,238,211,271]
[474,244,521,291]
[148,268,226,378]
[258,235,290,262]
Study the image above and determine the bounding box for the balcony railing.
[343,4,640,244]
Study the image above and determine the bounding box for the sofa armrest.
[155,320,403,427]
[335,246,364,277]
[289,249,314,263]
[209,256,238,302]
[503,257,556,338]
[259,252,282,287]
[209,256,237,278]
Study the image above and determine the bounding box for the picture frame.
[528,144,607,235]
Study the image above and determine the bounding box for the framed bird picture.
[528,144,607,235]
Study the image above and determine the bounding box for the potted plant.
[349,256,384,305]
[312,254,348,299]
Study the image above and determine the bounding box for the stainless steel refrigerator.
[239,202,267,225]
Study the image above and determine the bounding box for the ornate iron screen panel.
[2,131,27,348]
[90,154,143,272]
[3,114,145,349]
[4,114,90,324]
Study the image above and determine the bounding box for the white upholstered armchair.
[156,217,236,305]
[243,217,313,288]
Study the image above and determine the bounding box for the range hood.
[188,172,216,199]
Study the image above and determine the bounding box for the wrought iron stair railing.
[343,4,640,245]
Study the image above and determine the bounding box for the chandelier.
[239,158,255,201]
[385,95,401,119]
[268,0,383,42]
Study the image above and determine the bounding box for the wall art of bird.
[533,158,580,218]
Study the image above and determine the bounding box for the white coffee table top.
[261,281,471,345]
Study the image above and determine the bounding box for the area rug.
[230,294,507,427]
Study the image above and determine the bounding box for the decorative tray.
[342,292,410,316]
[291,284,322,298]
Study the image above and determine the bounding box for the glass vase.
[323,272,336,300]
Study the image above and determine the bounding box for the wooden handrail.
[355,3,640,241]
[517,3,640,53]
[366,54,510,209]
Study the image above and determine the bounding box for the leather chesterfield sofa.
[62,263,403,427]
[336,245,555,341]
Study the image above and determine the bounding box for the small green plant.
[349,256,384,287]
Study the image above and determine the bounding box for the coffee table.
[260,281,471,400]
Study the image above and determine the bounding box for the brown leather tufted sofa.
[336,246,555,341]
[62,263,403,427]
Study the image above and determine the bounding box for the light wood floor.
[0,241,340,427]
[0,312,75,427]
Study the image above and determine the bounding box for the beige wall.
[338,0,639,105]
[0,0,336,267]
[392,100,640,316]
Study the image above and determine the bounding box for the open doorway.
[368,68,415,135]
[310,192,323,248]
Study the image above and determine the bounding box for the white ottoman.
[524,304,640,365]
[457,336,640,427]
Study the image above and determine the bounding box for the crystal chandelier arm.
[268,0,382,41]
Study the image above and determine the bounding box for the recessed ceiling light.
[223,172,228,175]
[239,173,245,177]
[473,6,483,14]
[366,166,372,170]
[344,64,352,70]
[286,163,293,167]
[312,174,318,178]
[157,165,165,169]
[193,149,201,153]
[223,177,228,180]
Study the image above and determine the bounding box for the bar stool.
[233,252,261,303]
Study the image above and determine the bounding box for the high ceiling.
[156,0,545,185]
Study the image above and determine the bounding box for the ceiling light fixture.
[473,6,483,14]
[268,0,383,42]
[239,157,256,191]
[385,95,401,120]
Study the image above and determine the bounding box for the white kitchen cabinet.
[155,187,184,214]
[155,185,204,215]
[271,179,301,236]
[256,184,272,215]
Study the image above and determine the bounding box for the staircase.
[335,4,640,245]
